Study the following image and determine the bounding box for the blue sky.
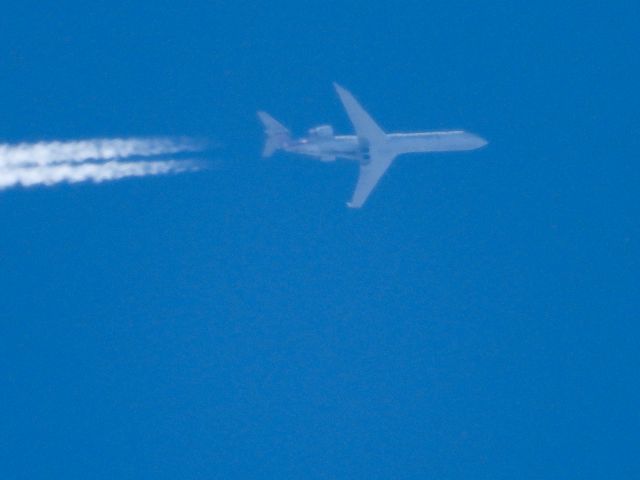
[1,1,638,478]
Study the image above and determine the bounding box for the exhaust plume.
[0,137,205,190]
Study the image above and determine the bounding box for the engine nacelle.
[308,125,334,139]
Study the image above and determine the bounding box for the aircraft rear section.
[257,111,291,157]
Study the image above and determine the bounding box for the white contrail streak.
[0,137,205,167]
[0,137,206,190]
[0,160,201,189]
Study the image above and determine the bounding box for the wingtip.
[333,82,346,94]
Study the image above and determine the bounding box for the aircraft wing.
[348,151,396,208]
[334,83,394,208]
[333,83,386,144]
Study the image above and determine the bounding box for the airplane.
[258,83,487,208]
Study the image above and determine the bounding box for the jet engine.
[308,125,334,139]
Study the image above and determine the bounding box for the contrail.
[0,137,205,167]
[0,137,206,190]
[0,160,201,189]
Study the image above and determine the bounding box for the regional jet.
[258,83,487,208]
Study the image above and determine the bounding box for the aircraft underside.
[258,84,487,207]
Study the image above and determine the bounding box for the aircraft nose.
[474,135,488,148]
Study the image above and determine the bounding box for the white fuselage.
[282,130,487,162]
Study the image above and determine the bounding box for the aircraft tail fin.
[257,111,291,157]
